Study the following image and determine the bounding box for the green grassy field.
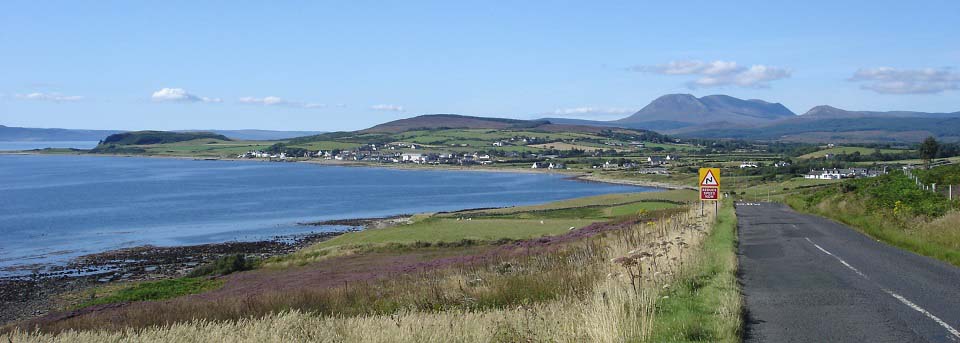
[289,141,362,151]
[737,177,841,202]
[132,139,278,157]
[605,201,679,216]
[850,156,960,166]
[392,129,597,146]
[471,189,696,214]
[77,278,223,309]
[639,141,701,152]
[314,218,596,248]
[267,190,693,268]
[797,146,906,159]
[583,171,700,188]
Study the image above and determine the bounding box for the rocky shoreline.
[300,214,414,229]
[0,231,346,326]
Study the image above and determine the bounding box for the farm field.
[797,146,907,159]
[134,139,278,157]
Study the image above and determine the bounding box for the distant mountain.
[0,125,122,142]
[0,125,325,142]
[540,95,960,143]
[675,106,960,143]
[614,94,795,129]
[362,114,549,133]
[798,105,960,119]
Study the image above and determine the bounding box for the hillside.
[362,114,548,133]
[179,130,326,141]
[287,114,668,147]
[99,131,230,146]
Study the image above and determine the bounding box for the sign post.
[699,168,721,217]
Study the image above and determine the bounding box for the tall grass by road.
[649,199,741,342]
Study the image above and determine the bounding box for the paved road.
[737,202,960,343]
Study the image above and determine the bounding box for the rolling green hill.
[90,131,232,153]
[99,131,231,145]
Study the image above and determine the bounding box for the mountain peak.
[801,105,852,118]
[616,94,795,126]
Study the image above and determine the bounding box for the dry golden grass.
[4,205,722,342]
[916,210,960,250]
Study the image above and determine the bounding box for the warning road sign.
[699,168,721,201]
[700,168,720,187]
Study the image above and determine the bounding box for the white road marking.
[805,237,960,341]
[884,289,960,340]
[805,237,868,279]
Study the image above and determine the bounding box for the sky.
[1,1,958,131]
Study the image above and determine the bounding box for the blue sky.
[1,1,958,131]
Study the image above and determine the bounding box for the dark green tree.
[919,136,940,167]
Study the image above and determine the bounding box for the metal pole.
[950,185,953,201]
[700,201,704,216]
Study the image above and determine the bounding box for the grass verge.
[648,199,741,342]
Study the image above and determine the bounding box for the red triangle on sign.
[701,170,719,186]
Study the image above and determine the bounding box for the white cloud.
[370,104,405,112]
[14,92,84,102]
[849,67,960,94]
[632,60,791,88]
[238,96,326,109]
[550,107,634,116]
[151,88,221,103]
[239,96,286,106]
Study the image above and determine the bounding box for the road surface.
[737,202,960,343]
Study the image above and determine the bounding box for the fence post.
[951,185,954,201]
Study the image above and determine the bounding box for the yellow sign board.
[699,168,720,200]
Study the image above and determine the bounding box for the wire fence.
[904,169,958,201]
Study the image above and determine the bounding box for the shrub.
[188,254,257,277]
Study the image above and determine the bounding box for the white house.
[804,169,843,180]
[401,153,425,163]
[739,162,759,168]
